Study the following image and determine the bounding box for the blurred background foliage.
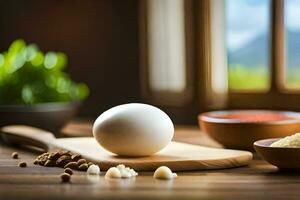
[0,39,89,104]
[228,64,300,91]
[228,65,269,91]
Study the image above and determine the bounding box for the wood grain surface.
[1,121,300,200]
[1,125,252,171]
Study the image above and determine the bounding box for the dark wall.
[0,0,141,117]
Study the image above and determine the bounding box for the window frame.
[139,0,300,124]
[228,0,300,110]
[139,0,195,107]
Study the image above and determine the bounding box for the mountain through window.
[285,0,300,89]
[226,0,271,91]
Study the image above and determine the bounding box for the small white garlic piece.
[116,164,138,178]
[105,164,138,179]
[129,169,138,176]
[87,164,100,175]
[121,171,132,178]
[105,167,122,179]
[116,164,126,170]
[153,166,177,180]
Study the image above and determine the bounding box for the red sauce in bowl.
[215,112,295,122]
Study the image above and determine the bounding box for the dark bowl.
[0,102,80,134]
[254,138,300,169]
[199,110,300,150]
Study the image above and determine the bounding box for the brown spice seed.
[78,163,88,171]
[71,154,81,162]
[60,173,71,183]
[36,153,50,166]
[11,152,18,159]
[64,162,78,169]
[38,161,45,166]
[18,162,27,167]
[77,159,86,166]
[87,162,94,167]
[56,155,72,167]
[39,158,49,166]
[44,160,56,167]
[48,152,61,161]
[64,168,73,175]
[36,152,50,160]
[58,150,71,156]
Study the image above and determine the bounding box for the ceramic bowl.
[199,110,300,150]
[254,138,300,169]
[0,102,80,134]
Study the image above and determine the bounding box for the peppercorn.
[64,168,73,175]
[60,173,71,183]
[18,162,27,168]
[11,152,18,159]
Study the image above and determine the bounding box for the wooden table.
[0,121,300,200]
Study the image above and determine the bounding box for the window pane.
[226,0,271,91]
[284,0,300,89]
[147,0,186,92]
[211,0,228,95]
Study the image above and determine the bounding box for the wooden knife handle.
[0,125,56,151]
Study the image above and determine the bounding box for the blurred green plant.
[0,39,89,104]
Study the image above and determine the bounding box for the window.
[284,0,300,89]
[139,0,194,107]
[147,0,186,93]
[225,0,300,93]
[220,0,300,109]
[226,0,271,91]
[140,0,300,124]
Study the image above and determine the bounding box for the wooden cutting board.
[0,125,252,171]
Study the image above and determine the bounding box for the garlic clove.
[153,166,176,180]
[105,167,122,178]
[87,164,100,175]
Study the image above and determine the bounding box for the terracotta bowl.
[254,138,300,169]
[199,110,300,150]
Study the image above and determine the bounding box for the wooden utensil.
[199,110,300,150]
[254,138,300,169]
[0,125,252,171]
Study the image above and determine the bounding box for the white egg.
[92,103,174,156]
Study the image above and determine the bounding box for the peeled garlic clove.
[87,164,100,175]
[129,169,138,176]
[116,164,125,170]
[105,167,121,178]
[153,166,177,180]
[121,171,132,178]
